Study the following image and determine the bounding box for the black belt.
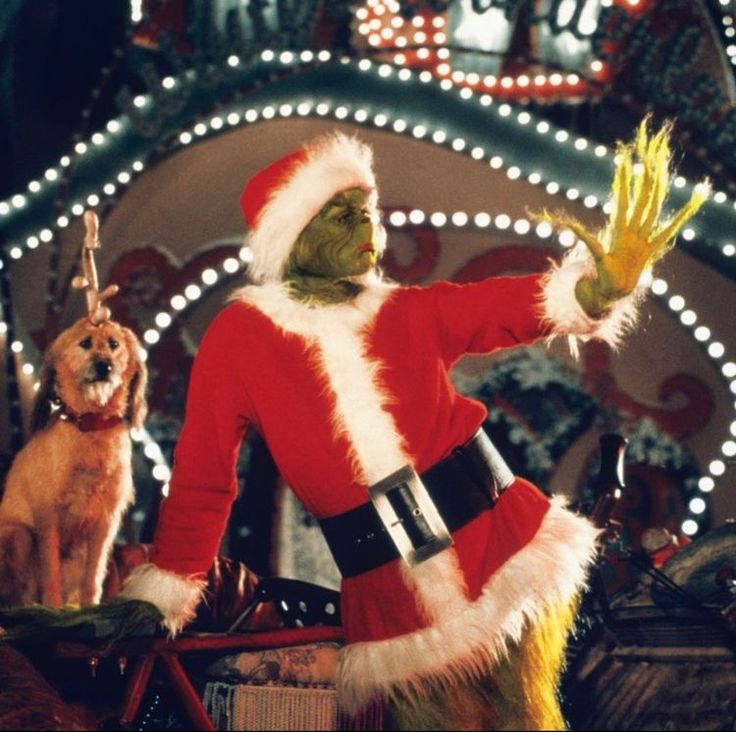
[319,429,514,578]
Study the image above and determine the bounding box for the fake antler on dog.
[71,211,119,324]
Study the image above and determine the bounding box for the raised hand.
[538,119,710,318]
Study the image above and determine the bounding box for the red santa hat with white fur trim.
[241,132,379,283]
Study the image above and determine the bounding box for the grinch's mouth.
[359,243,375,254]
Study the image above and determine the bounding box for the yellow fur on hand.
[534,118,710,316]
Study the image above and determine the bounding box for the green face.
[286,187,380,281]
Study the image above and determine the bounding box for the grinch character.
[2,122,706,730]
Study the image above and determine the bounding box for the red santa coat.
[121,247,641,709]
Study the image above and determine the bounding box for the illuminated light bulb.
[28,181,41,193]
[708,342,725,358]
[594,145,608,157]
[10,341,23,353]
[22,363,34,375]
[170,294,188,311]
[681,228,696,242]
[451,70,465,83]
[391,16,403,28]
[0,203,9,215]
[185,284,202,300]
[368,33,381,45]
[651,278,668,295]
[152,465,171,482]
[602,201,614,215]
[374,113,388,127]
[565,188,580,200]
[245,109,258,122]
[590,60,603,72]
[432,130,447,143]
[534,74,547,85]
[87,194,100,206]
[459,88,473,100]
[300,50,314,62]
[10,247,22,259]
[698,476,715,492]
[555,130,569,142]
[279,51,294,64]
[714,191,727,203]
[227,112,239,125]
[239,247,253,263]
[393,119,407,132]
[681,519,699,536]
[434,32,446,43]
[474,212,491,227]
[709,459,726,476]
[397,64,410,77]
[567,74,580,84]
[723,362,736,378]
[11,194,26,208]
[722,440,736,457]
[517,75,530,87]
[499,104,512,116]
[144,329,160,345]
[261,50,275,62]
[57,215,70,228]
[419,71,433,83]
[559,230,576,247]
[574,138,588,150]
[389,212,407,226]
[480,95,492,106]
[317,50,331,61]
[223,258,240,274]
[335,106,349,119]
[490,156,503,169]
[210,116,224,129]
[155,312,172,328]
[194,122,207,135]
[92,132,105,145]
[470,147,484,160]
[507,166,521,180]
[409,209,425,225]
[412,125,427,138]
[680,309,697,326]
[674,176,686,188]
[440,79,453,91]
[378,64,392,77]
[414,31,426,43]
[513,219,530,235]
[107,120,121,133]
[668,295,685,311]
[297,103,312,116]
[483,75,496,86]
[536,121,550,133]
[72,203,85,215]
[451,211,468,226]
[546,182,560,194]
[316,103,330,115]
[39,229,53,242]
[433,16,445,28]
[501,77,513,89]
[535,221,553,238]
[262,106,276,119]
[694,326,711,341]
[517,112,531,125]
[179,132,192,144]
[417,47,430,59]
[26,236,39,249]
[132,160,144,172]
[201,268,218,285]
[495,214,511,230]
[550,73,563,85]
[452,138,466,151]
[412,15,425,27]
[583,195,598,208]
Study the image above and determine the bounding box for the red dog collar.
[59,406,124,432]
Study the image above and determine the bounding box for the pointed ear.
[31,352,57,434]
[122,327,148,430]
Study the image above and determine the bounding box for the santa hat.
[241,132,378,283]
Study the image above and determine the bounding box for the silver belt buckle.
[368,465,454,568]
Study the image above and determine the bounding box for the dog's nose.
[93,359,113,379]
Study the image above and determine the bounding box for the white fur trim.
[118,562,206,636]
[247,133,377,283]
[336,498,600,713]
[539,243,645,358]
[230,282,470,621]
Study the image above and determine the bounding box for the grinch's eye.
[108,338,119,350]
[79,337,92,350]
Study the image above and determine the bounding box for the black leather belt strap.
[319,430,511,578]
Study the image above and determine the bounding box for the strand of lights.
[354,0,609,99]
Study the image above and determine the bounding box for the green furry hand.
[537,120,710,318]
[0,599,164,646]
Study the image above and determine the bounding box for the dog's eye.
[79,337,92,350]
[108,338,119,350]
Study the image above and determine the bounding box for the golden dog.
[0,317,147,607]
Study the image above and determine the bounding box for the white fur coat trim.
[118,562,207,636]
[336,497,600,713]
[539,243,645,358]
[247,133,377,283]
[231,281,470,622]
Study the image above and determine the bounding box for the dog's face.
[33,318,148,431]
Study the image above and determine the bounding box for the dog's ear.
[122,327,148,430]
[30,353,57,434]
